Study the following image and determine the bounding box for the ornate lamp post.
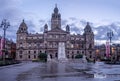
[0,19,10,61]
[107,30,114,60]
[44,41,47,54]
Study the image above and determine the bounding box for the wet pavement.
[0,60,120,81]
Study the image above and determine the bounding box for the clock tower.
[51,4,61,30]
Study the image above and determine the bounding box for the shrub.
[38,53,47,62]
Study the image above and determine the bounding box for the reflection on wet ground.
[16,61,94,81]
[1,60,120,81]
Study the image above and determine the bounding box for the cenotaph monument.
[58,42,67,61]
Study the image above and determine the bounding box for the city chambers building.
[16,5,95,60]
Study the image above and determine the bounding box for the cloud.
[0,0,23,42]
[0,0,120,44]
[0,0,22,20]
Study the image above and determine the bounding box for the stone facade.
[95,44,120,61]
[0,36,16,59]
[16,5,95,60]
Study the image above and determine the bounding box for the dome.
[84,22,92,32]
[19,19,27,28]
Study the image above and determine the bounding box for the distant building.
[95,44,120,61]
[16,5,95,60]
[0,36,16,59]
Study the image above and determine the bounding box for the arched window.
[40,51,42,53]
[34,51,36,54]
[19,55,22,59]
[89,44,92,49]
[28,51,30,54]
[28,55,30,59]
[34,55,36,59]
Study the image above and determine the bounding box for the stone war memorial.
[58,42,67,61]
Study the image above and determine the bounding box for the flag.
[0,37,4,56]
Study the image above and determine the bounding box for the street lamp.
[0,19,10,61]
[107,30,114,60]
[44,41,47,55]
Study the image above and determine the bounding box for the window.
[71,37,74,40]
[71,44,74,48]
[20,43,23,47]
[67,51,69,54]
[29,44,31,47]
[76,38,79,40]
[21,28,23,31]
[49,35,52,38]
[82,51,84,54]
[77,51,79,54]
[34,43,37,47]
[89,51,92,54]
[61,35,65,38]
[89,44,92,49]
[20,36,23,39]
[55,35,59,38]
[72,55,74,59]
[19,55,22,59]
[37,44,39,47]
[81,38,84,41]
[34,55,36,59]
[19,51,22,54]
[28,55,30,59]
[82,44,84,48]
[40,51,42,53]
[72,51,74,54]
[34,51,36,54]
[39,36,43,39]
[90,55,92,58]
[28,51,30,54]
